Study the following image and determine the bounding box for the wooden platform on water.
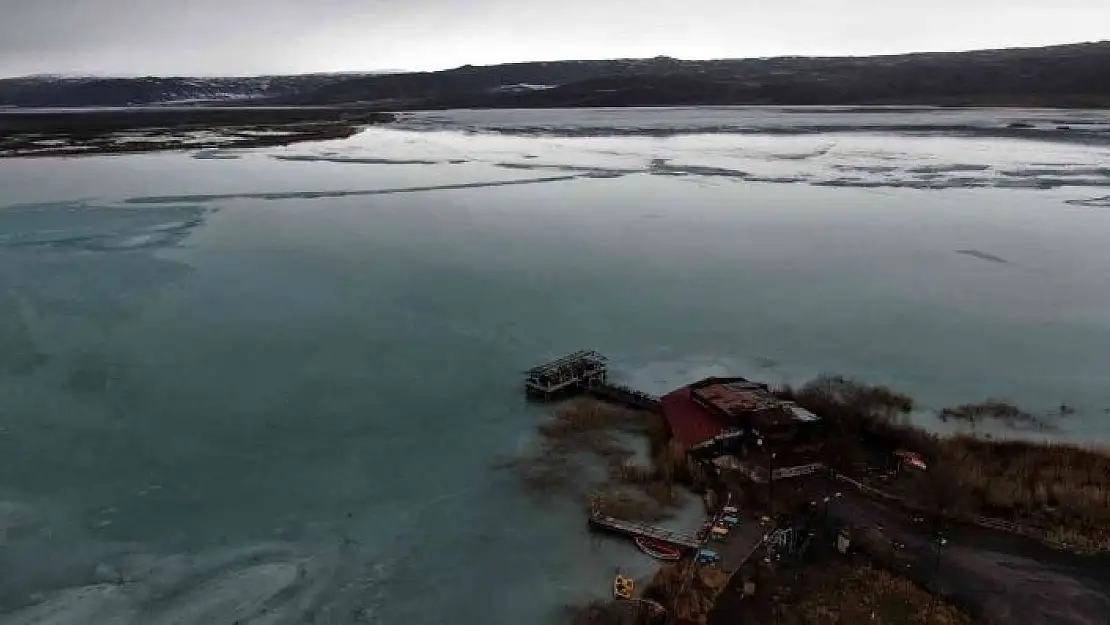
[588,511,702,550]
[585,381,661,412]
[525,350,608,399]
[525,351,661,411]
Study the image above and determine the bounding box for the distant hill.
[0,75,361,107]
[3,42,1109,109]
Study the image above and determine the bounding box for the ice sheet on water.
[492,161,641,176]
[292,120,1110,199]
[906,164,993,173]
[0,201,209,252]
[2,534,393,625]
[4,585,135,625]
[1065,195,1110,208]
[649,159,751,178]
[121,175,585,205]
[191,149,242,160]
[391,107,1110,144]
[766,145,834,160]
[272,154,441,166]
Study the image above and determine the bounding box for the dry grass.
[780,375,915,422]
[777,376,930,462]
[506,399,646,493]
[610,461,654,485]
[778,377,1110,552]
[937,435,1110,551]
[505,399,691,522]
[537,400,646,439]
[588,488,673,522]
[939,401,1056,431]
[642,560,729,625]
[779,564,976,625]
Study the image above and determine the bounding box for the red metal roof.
[661,387,727,447]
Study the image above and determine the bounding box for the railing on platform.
[585,381,661,411]
[523,352,665,414]
[525,350,608,398]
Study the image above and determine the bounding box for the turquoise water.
[2,108,1110,624]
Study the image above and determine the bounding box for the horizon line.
[2,38,1105,81]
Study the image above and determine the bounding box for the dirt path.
[826,492,1110,625]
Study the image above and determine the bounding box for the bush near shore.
[778,376,1110,552]
[940,435,1110,550]
[642,559,729,625]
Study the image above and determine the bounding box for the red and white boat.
[635,537,682,561]
[895,449,928,471]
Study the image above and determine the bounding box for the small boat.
[696,548,720,565]
[614,573,635,600]
[635,537,682,561]
[895,449,928,471]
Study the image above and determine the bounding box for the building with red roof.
[661,377,826,481]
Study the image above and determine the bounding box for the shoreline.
[0,107,395,157]
[517,359,1110,624]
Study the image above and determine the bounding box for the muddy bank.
[0,107,394,157]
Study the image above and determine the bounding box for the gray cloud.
[1,0,1108,76]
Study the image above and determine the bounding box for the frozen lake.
[2,106,1110,624]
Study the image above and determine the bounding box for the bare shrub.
[642,560,728,625]
[780,377,1110,552]
[940,401,1056,431]
[937,435,1110,550]
[588,489,671,522]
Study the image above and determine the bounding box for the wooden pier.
[525,351,662,412]
[585,381,661,412]
[588,511,702,550]
[525,350,608,400]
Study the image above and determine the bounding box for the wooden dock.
[525,350,608,400]
[525,351,662,412]
[585,381,662,412]
[588,511,702,550]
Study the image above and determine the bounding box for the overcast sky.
[1,0,1107,77]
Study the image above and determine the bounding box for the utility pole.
[930,529,946,616]
[768,451,777,515]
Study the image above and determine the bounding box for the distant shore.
[5,41,1109,112]
[0,107,395,157]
